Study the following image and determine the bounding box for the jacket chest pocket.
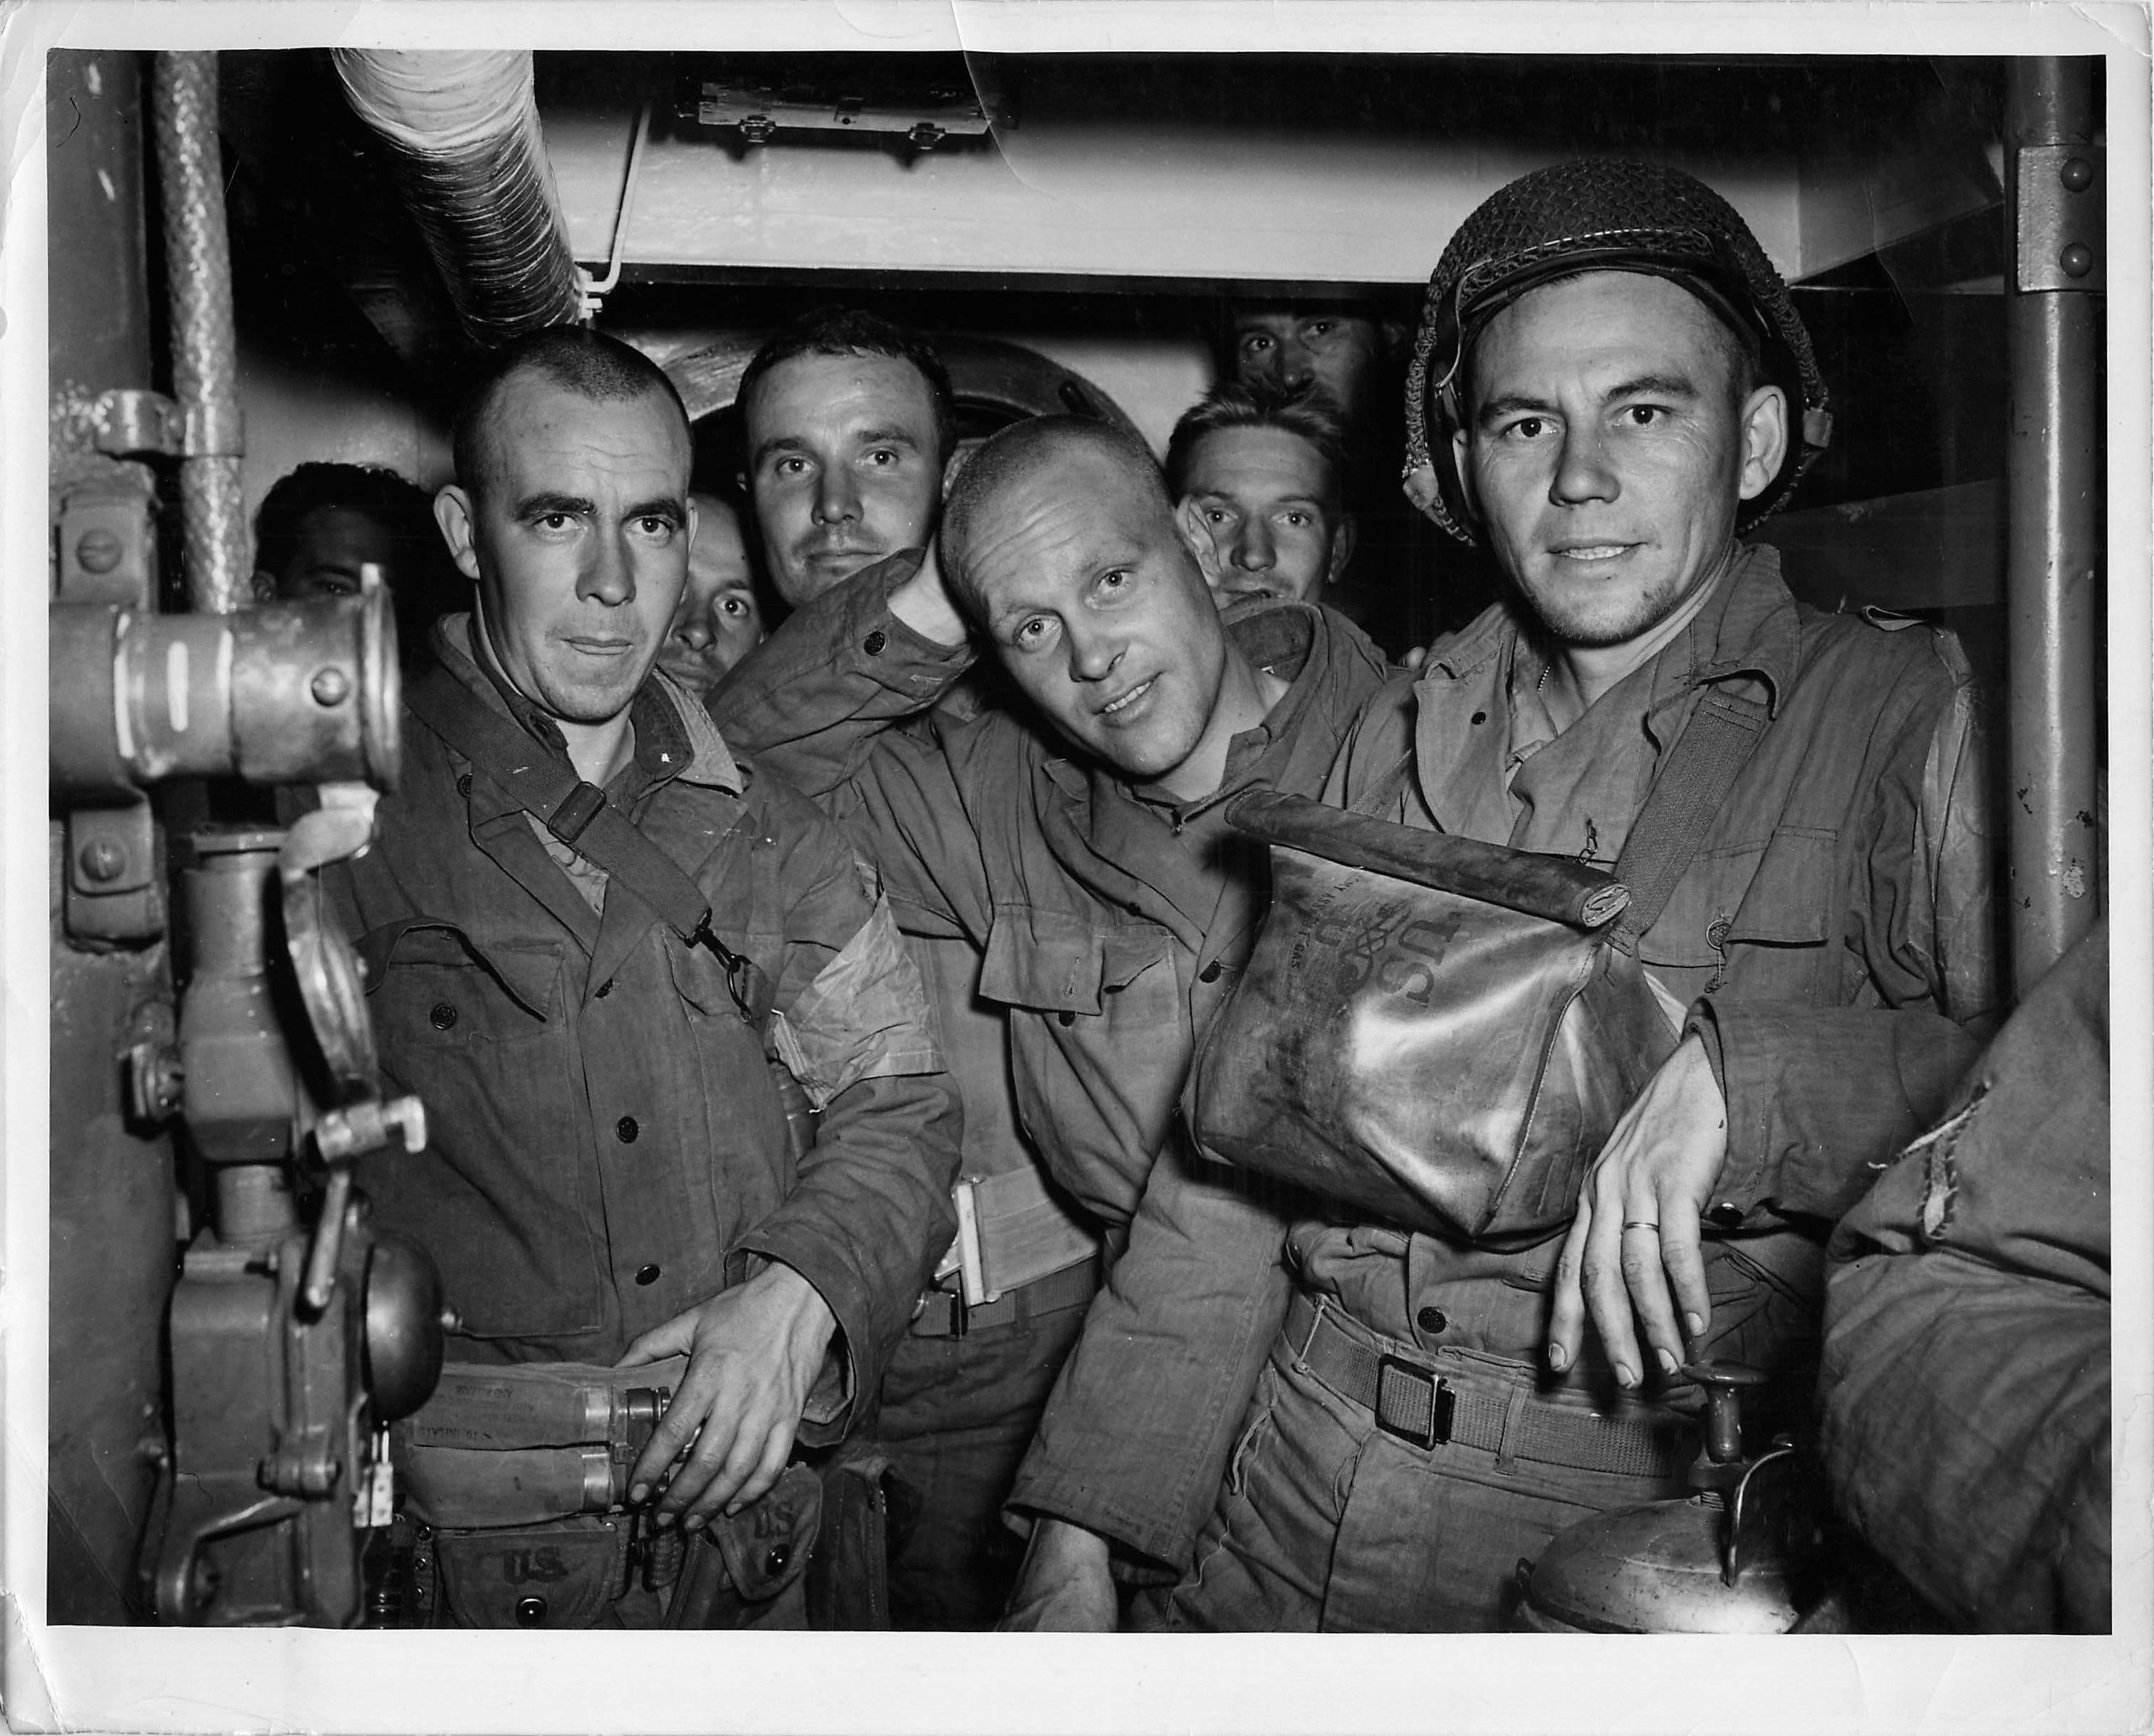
[662,932,791,1210]
[984,915,1188,1168]
[1637,828,1836,1005]
[362,923,605,1341]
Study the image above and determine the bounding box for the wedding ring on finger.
[1620,1219,1660,1232]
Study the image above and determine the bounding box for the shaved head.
[941,415,1170,626]
[453,326,690,503]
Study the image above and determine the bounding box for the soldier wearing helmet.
[1003,160,2000,1631]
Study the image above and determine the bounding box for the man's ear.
[685,494,700,551]
[1175,497,1227,593]
[434,485,482,583]
[1450,427,1479,519]
[1735,384,1789,504]
[1328,512,1358,583]
[250,568,278,605]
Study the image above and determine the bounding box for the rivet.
[311,667,352,707]
[78,838,127,883]
[2059,156,2095,193]
[514,1595,547,1626]
[2059,242,2094,279]
[75,527,124,575]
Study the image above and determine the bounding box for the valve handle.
[1680,1359,1769,1465]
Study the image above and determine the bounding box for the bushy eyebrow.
[514,490,595,519]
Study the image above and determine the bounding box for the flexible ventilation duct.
[333,50,585,347]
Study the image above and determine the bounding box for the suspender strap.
[1608,687,1773,955]
[405,665,717,948]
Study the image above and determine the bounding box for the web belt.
[1285,1291,1691,1480]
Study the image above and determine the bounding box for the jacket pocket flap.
[979,913,1105,1014]
[367,921,564,1019]
[1637,830,1833,965]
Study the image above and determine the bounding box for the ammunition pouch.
[388,1358,885,1628]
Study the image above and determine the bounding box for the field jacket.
[1823,922,2108,1631]
[709,555,1392,1544]
[324,615,960,1437]
[1019,543,2002,1572]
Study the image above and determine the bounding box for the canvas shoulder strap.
[1608,686,1773,954]
[405,665,719,952]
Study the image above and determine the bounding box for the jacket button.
[1057,1010,1075,1026]
[1707,1202,1744,1229]
[616,1116,639,1144]
[1470,711,1487,726]
[635,1264,661,1286]
[1417,1306,1448,1334]
[595,979,613,999]
[456,771,474,797]
[1198,960,1222,984]
[429,1002,457,1031]
[863,630,887,656]
[514,1596,546,1626]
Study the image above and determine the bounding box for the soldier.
[323,326,959,1628]
[1011,159,1999,1630]
[730,308,1112,1629]
[1165,380,1358,614]
[710,413,1393,1628]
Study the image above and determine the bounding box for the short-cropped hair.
[940,415,1167,628]
[254,462,437,579]
[736,307,957,467]
[1163,379,1350,508]
[452,326,690,496]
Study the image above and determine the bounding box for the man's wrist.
[888,542,969,645]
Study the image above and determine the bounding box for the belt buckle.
[1374,1354,1455,1450]
[910,1289,968,1339]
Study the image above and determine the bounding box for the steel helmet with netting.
[1402,157,1832,545]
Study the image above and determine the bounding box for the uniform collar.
[432,612,744,799]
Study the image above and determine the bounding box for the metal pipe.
[2003,57,2103,993]
[333,50,585,346]
[151,52,250,614]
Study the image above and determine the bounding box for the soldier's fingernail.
[1685,1312,1705,1339]
[1656,1348,1680,1378]
[628,1482,649,1505]
[1546,1341,1568,1371]
[1613,1361,1637,1388]
[682,1514,704,1534]
[655,1509,675,1530]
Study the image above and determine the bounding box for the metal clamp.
[2016,145,2106,293]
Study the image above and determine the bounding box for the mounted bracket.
[2015,145,2105,292]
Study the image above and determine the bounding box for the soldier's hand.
[1545,1032,1727,1391]
[997,1519,1119,1631]
[615,1262,836,1530]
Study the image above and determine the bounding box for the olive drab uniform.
[1087,546,2000,1628]
[709,554,1395,1582]
[1823,922,2109,1633]
[325,613,961,1627]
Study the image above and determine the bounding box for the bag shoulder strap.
[1608,686,1772,953]
[406,665,714,947]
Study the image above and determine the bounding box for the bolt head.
[2059,241,2095,279]
[78,838,127,883]
[2060,155,2096,193]
[310,666,352,707]
[75,527,125,575]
